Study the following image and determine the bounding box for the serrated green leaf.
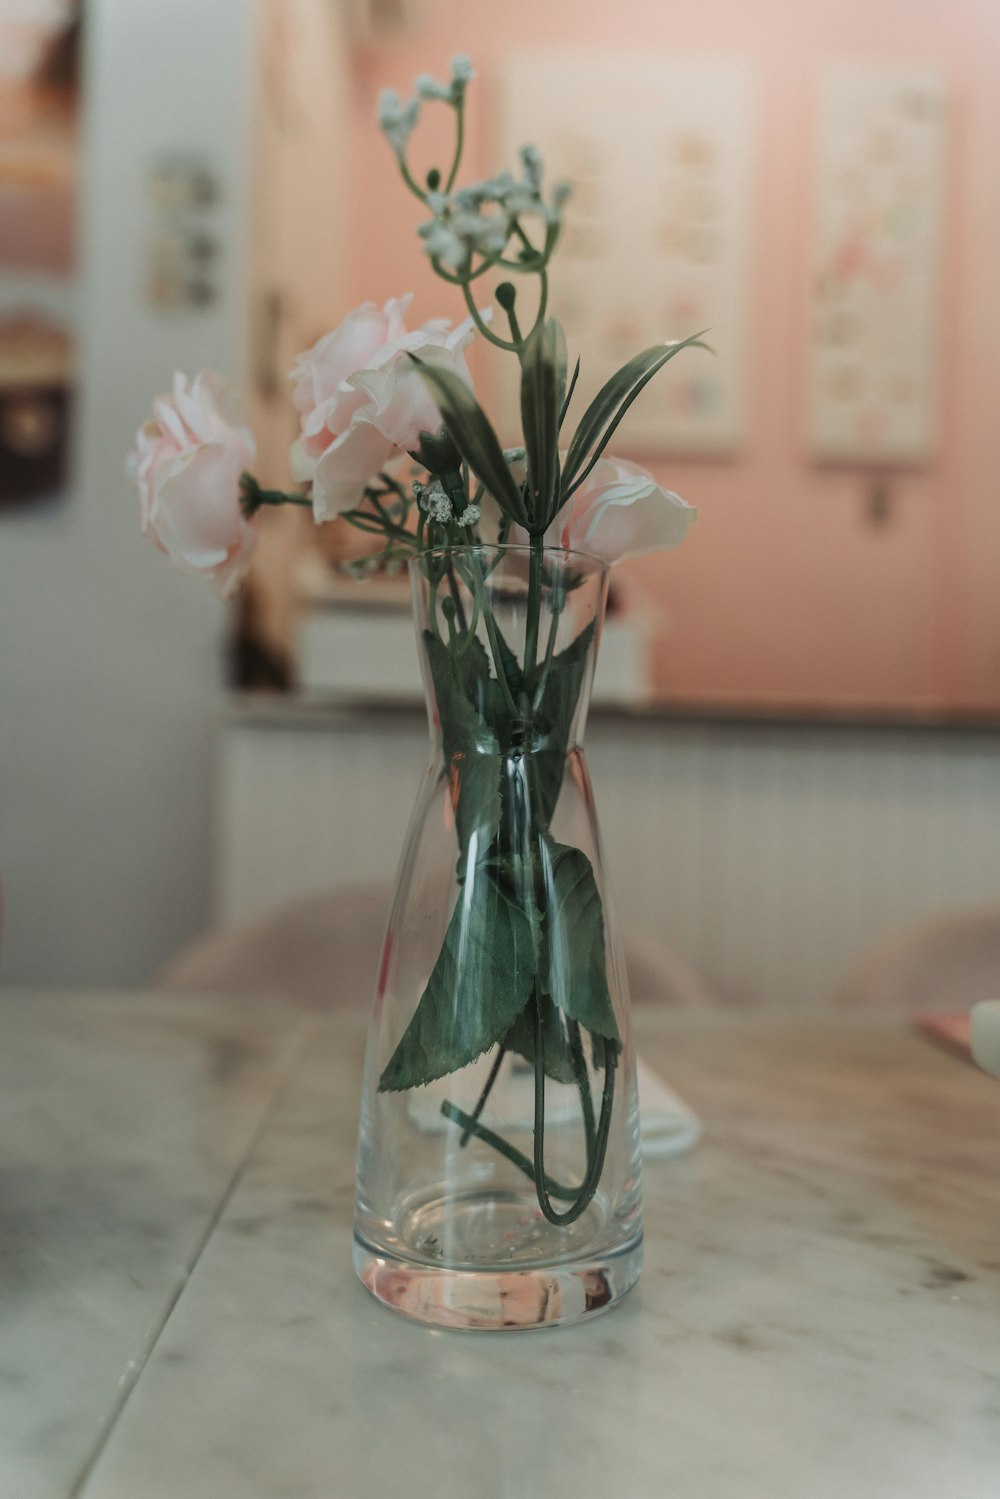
[422,630,502,868]
[561,332,710,498]
[490,620,525,703]
[409,358,528,526]
[378,868,537,1092]
[504,989,576,1084]
[520,319,565,531]
[539,837,620,1047]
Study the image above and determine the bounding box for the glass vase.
[353,544,642,1329]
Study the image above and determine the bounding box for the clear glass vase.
[353,544,642,1329]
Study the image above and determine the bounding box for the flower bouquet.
[132,56,705,1330]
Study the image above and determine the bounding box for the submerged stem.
[532,999,616,1227]
[458,1045,506,1147]
[440,1101,579,1201]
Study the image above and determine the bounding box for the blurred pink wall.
[341,0,1000,713]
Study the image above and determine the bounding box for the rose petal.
[311,418,395,521]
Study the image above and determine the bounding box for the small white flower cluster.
[413,478,454,524]
[378,56,474,160]
[418,147,572,273]
[415,54,474,105]
[413,479,481,529]
[377,91,420,160]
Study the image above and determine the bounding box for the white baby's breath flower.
[451,208,511,257]
[419,218,467,270]
[520,144,543,195]
[378,89,420,158]
[415,478,454,524]
[457,504,481,527]
[415,73,451,103]
[414,55,474,106]
[450,55,474,89]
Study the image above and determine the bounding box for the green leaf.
[422,630,502,868]
[504,989,576,1084]
[561,332,710,497]
[519,319,565,531]
[539,837,621,1047]
[559,355,580,432]
[490,620,525,703]
[378,868,538,1092]
[409,357,528,526]
[530,619,596,827]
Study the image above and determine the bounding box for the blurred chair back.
[838,904,1000,1011]
[157,883,723,1011]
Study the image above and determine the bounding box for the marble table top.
[2,990,998,1499]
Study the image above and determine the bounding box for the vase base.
[353,1226,642,1331]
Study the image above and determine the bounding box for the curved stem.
[456,554,520,718]
[244,486,312,511]
[461,283,521,352]
[532,1000,616,1227]
[440,1101,580,1202]
[398,157,428,204]
[458,1044,506,1146]
[530,268,549,337]
[566,1019,596,1152]
[444,101,464,193]
[444,559,469,634]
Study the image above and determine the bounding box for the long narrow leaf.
[410,357,528,525]
[558,355,581,432]
[562,332,710,497]
[519,319,565,530]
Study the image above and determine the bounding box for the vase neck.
[410,547,606,758]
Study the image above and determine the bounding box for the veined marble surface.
[0,989,312,1499]
[3,994,999,1498]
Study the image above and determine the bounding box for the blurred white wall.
[0,0,256,984]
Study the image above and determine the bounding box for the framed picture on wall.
[803,64,949,465]
[0,1,81,508]
[496,53,757,456]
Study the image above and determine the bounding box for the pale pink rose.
[550,456,696,563]
[289,295,481,521]
[130,372,258,597]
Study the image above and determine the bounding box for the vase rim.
[410,543,609,574]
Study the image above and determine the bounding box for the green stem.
[444,559,469,635]
[458,1044,506,1146]
[440,1101,579,1202]
[567,1019,597,1153]
[444,101,464,193]
[452,574,481,658]
[461,282,521,352]
[523,532,545,689]
[529,594,565,712]
[505,299,524,347]
[245,486,312,511]
[533,268,549,333]
[458,554,520,719]
[532,1011,616,1227]
[398,157,428,204]
[513,221,537,258]
[342,511,415,544]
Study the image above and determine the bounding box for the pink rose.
[131,372,258,597]
[289,294,480,521]
[550,456,696,563]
